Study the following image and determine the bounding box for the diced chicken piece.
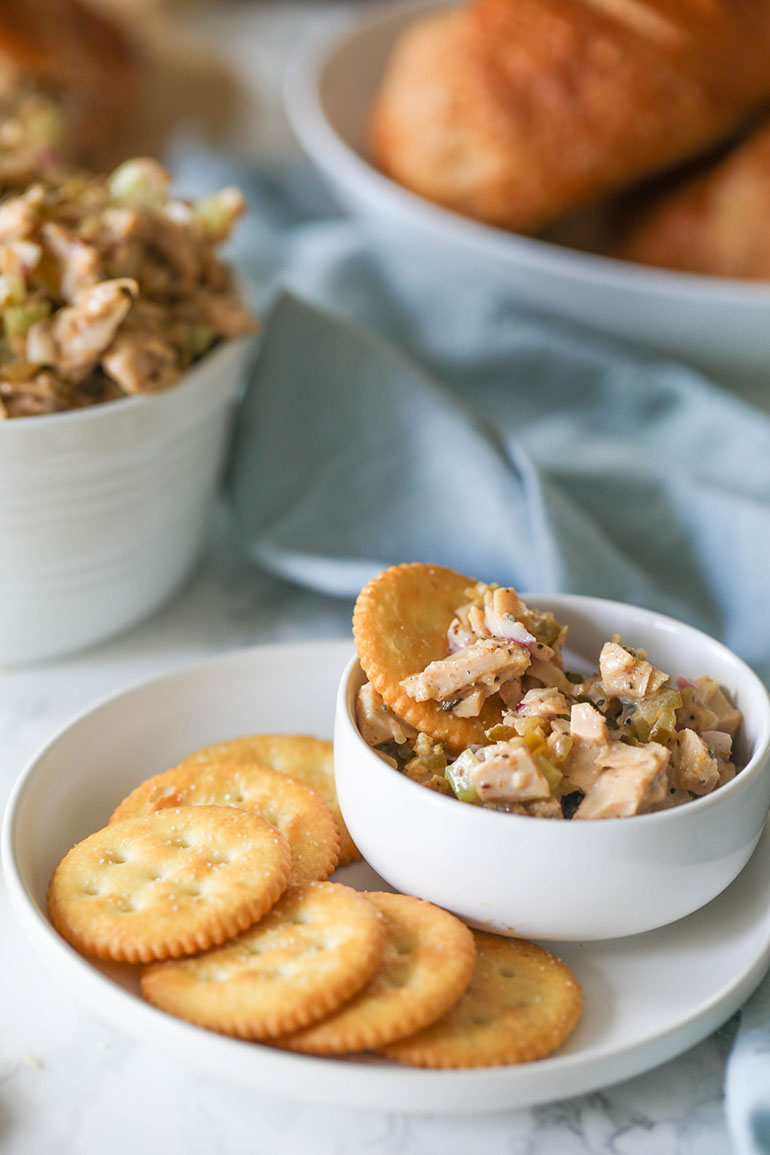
[403,757,452,795]
[717,761,737,788]
[401,638,531,711]
[690,676,742,737]
[355,682,417,747]
[526,656,573,694]
[599,641,669,700]
[499,797,564,818]
[526,797,564,819]
[575,742,670,819]
[670,729,720,795]
[498,679,523,709]
[676,696,718,735]
[467,603,489,638]
[42,223,100,302]
[447,605,480,652]
[483,587,537,644]
[0,189,41,242]
[571,703,611,744]
[201,294,258,339]
[452,687,487,717]
[516,687,571,718]
[448,585,536,650]
[546,721,573,765]
[26,278,136,379]
[102,330,177,394]
[100,205,145,243]
[0,239,41,277]
[651,784,693,811]
[563,703,611,793]
[469,739,552,805]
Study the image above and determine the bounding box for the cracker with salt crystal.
[48,805,291,964]
[178,734,359,866]
[141,881,386,1039]
[276,891,476,1055]
[381,931,583,1067]
[353,562,504,750]
[110,759,340,884]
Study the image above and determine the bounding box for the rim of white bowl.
[340,592,770,829]
[0,335,252,435]
[285,0,770,307]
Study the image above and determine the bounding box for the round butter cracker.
[141,881,386,1040]
[111,759,340,884]
[178,734,359,866]
[277,891,476,1055]
[381,931,583,1068]
[353,563,504,750]
[48,805,291,964]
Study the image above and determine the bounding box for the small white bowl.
[334,594,770,941]
[285,0,770,382]
[0,338,253,664]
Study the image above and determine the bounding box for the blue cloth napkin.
[175,150,770,1149]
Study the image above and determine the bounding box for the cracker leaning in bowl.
[47,733,583,1067]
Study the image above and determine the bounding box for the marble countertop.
[0,512,740,1155]
[0,3,751,1152]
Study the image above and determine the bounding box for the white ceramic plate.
[284,0,770,382]
[3,639,770,1113]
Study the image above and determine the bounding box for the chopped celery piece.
[4,301,50,341]
[398,732,447,775]
[527,608,563,647]
[514,717,549,756]
[535,754,562,793]
[0,274,26,308]
[485,723,517,743]
[109,159,169,207]
[628,686,682,745]
[195,188,243,234]
[445,749,482,804]
[184,324,215,358]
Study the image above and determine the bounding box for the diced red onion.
[702,729,732,758]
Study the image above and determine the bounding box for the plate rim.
[3,636,770,1113]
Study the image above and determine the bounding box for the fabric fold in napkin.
[227,273,770,688]
[176,151,770,1148]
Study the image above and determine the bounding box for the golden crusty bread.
[369,0,770,234]
[611,119,770,278]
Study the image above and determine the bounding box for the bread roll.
[369,0,770,233]
[611,120,770,278]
